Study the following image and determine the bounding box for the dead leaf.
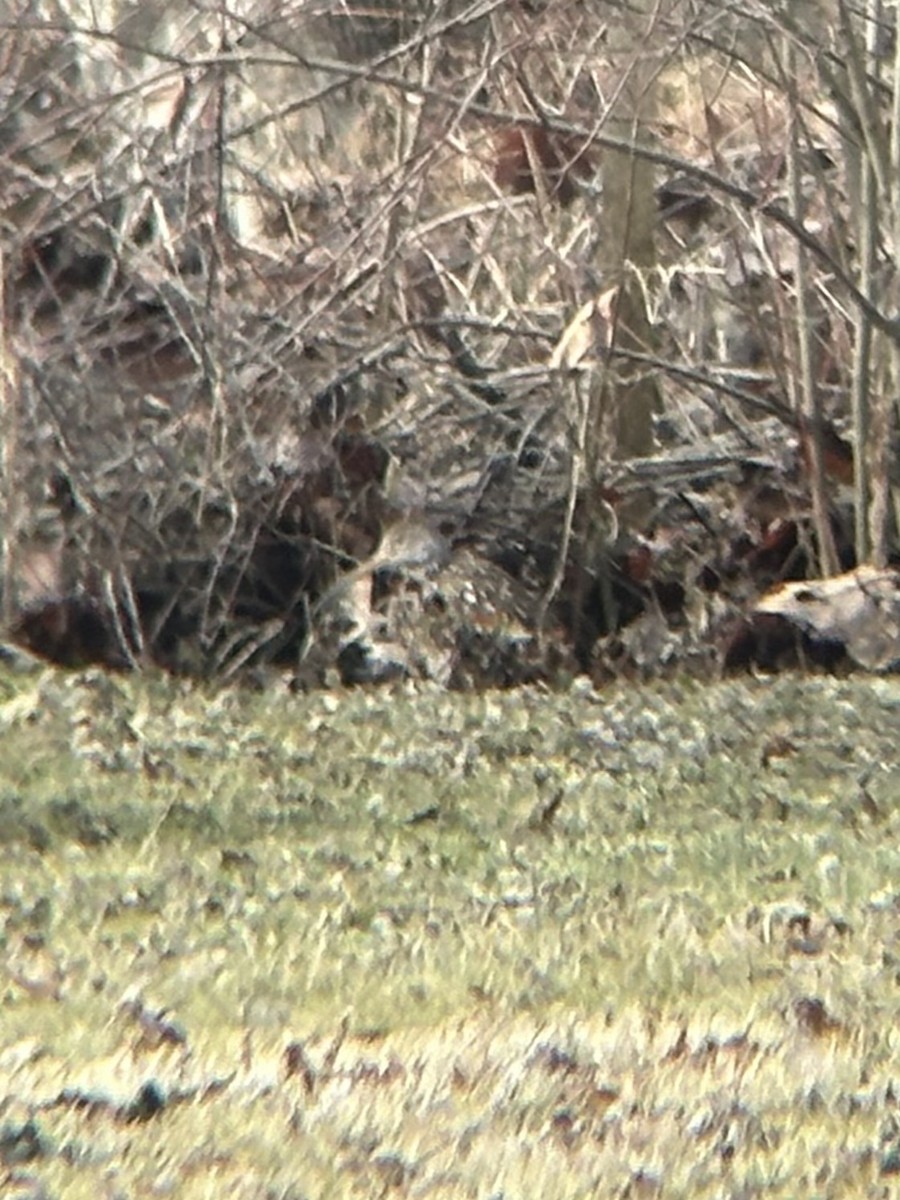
[549,287,616,369]
[754,565,900,670]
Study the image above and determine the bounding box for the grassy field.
[0,664,898,1199]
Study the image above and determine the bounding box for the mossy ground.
[0,666,898,1198]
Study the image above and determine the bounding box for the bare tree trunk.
[594,2,661,476]
[823,0,897,565]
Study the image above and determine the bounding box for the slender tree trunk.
[594,2,661,475]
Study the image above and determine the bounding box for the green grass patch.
[0,667,898,1197]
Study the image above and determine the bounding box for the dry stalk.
[535,369,587,635]
[784,38,840,576]
[0,245,19,631]
[878,0,900,564]
[863,0,892,566]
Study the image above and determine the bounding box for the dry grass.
[0,666,898,1196]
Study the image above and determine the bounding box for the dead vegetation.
[2,1,900,683]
